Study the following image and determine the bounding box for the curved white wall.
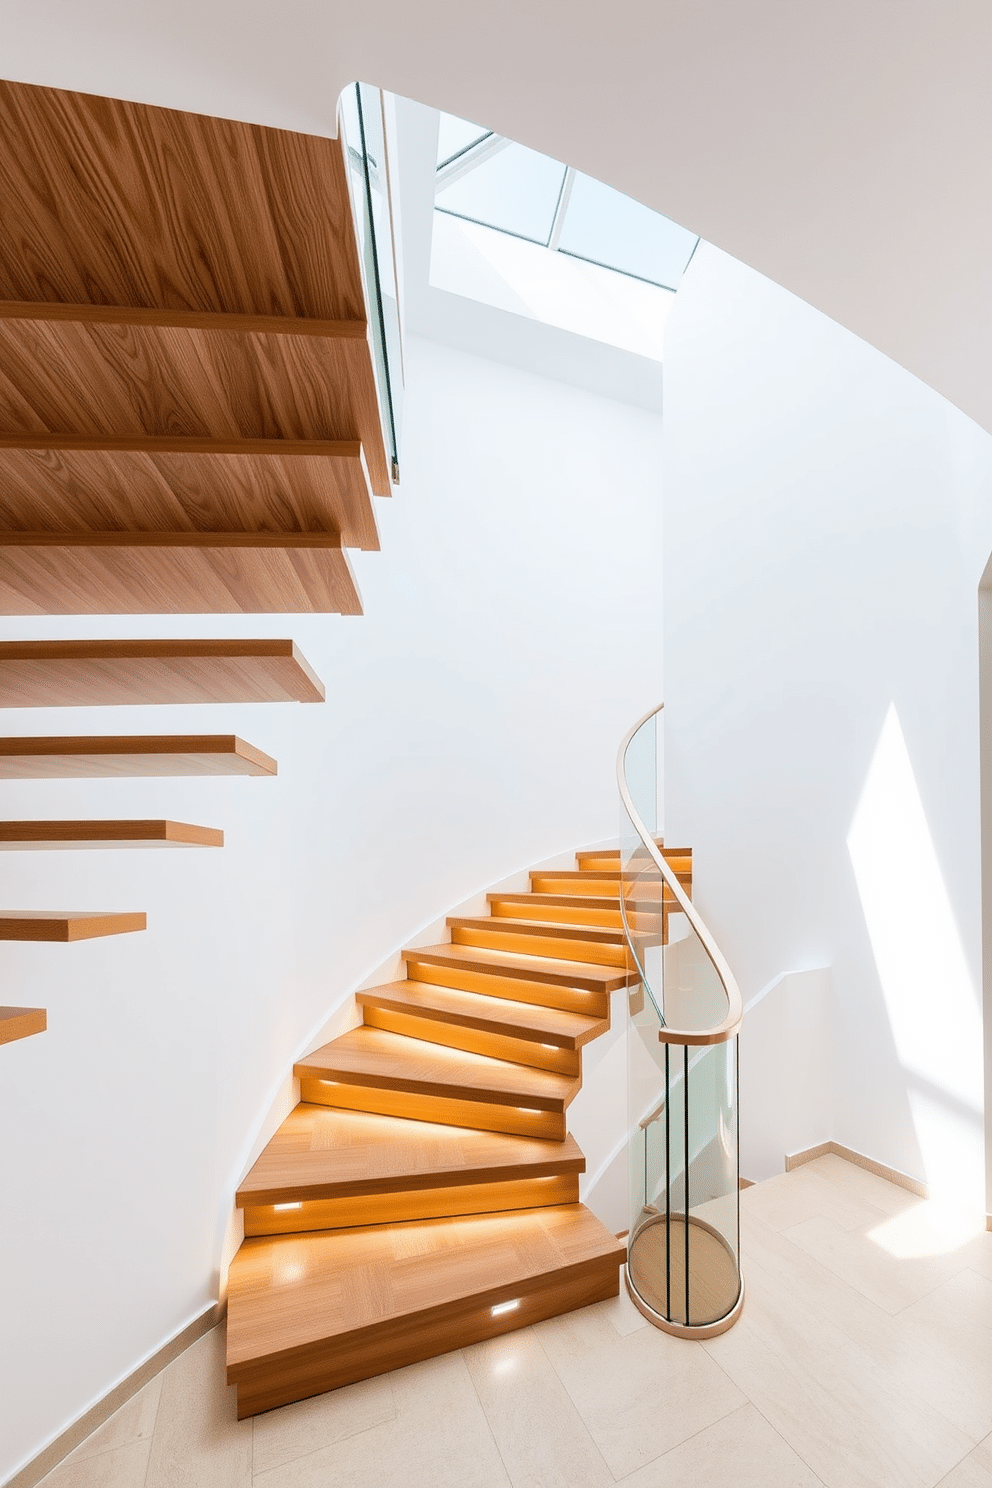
[663,243,992,1209]
[0,335,662,1482]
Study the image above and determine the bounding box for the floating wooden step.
[488,891,663,932]
[448,915,629,969]
[531,869,689,900]
[0,638,325,708]
[0,820,223,849]
[0,911,146,941]
[356,978,608,1074]
[237,1104,585,1235]
[0,530,362,616]
[575,844,689,871]
[0,79,390,495]
[0,735,276,779]
[0,1006,46,1043]
[226,1204,625,1417]
[403,941,634,1018]
[295,1026,580,1139]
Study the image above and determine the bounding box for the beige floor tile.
[615,1402,824,1487]
[705,1308,972,1488]
[596,1283,650,1338]
[534,1301,745,1478]
[936,1434,992,1486]
[144,1325,251,1488]
[253,1349,510,1488]
[251,1373,394,1475]
[464,1328,612,1488]
[38,1440,152,1488]
[741,1162,895,1234]
[783,1212,961,1314]
[64,1377,163,1465]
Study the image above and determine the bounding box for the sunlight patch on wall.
[848,704,984,1206]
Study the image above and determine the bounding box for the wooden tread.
[0,1006,46,1043]
[0,638,325,707]
[0,910,146,941]
[404,941,635,1008]
[0,820,223,849]
[488,891,664,932]
[448,914,629,968]
[357,978,608,1074]
[226,1204,625,1416]
[0,735,276,779]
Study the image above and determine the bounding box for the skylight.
[433,112,698,292]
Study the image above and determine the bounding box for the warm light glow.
[867,1198,986,1259]
[848,705,985,1205]
[518,1108,541,1114]
[274,1203,302,1211]
[491,1299,520,1316]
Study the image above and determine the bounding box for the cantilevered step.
[0,735,276,778]
[295,1026,580,1139]
[0,638,325,707]
[356,978,608,1074]
[0,911,145,941]
[226,1204,625,1417]
[0,530,362,616]
[237,1104,585,1235]
[0,820,223,849]
[576,846,691,872]
[0,1006,46,1043]
[404,941,635,1018]
[448,915,629,969]
[488,891,662,931]
[531,869,688,900]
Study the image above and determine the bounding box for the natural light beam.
[847,704,984,1207]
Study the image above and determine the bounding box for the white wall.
[0,334,662,1482]
[663,243,992,1209]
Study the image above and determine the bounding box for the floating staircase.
[226,840,689,1418]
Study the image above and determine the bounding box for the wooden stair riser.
[490,894,627,930]
[531,873,686,902]
[576,851,691,873]
[299,1078,567,1139]
[360,1004,581,1075]
[243,1172,580,1236]
[450,921,627,968]
[404,957,612,1019]
[229,1253,621,1418]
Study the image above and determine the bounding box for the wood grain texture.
[404,940,635,999]
[236,1105,585,1208]
[0,638,325,706]
[299,1079,568,1139]
[0,820,223,848]
[226,1204,625,1415]
[0,535,362,615]
[243,1174,581,1236]
[0,1005,47,1043]
[360,1006,582,1075]
[448,916,628,968]
[356,979,608,1051]
[0,735,276,778]
[0,910,146,941]
[295,1027,580,1114]
[0,317,389,498]
[0,443,376,551]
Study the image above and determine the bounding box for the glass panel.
[622,706,740,1332]
[436,142,568,246]
[558,172,698,288]
[339,84,403,475]
[437,113,491,168]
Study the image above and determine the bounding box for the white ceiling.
[1,1,990,432]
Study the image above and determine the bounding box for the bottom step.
[226,1204,625,1418]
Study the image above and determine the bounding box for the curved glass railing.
[619,703,744,1336]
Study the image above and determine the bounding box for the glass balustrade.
[339,83,403,482]
[619,704,743,1335]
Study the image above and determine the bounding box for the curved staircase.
[225,840,690,1418]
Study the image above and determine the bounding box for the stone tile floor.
[35,1155,992,1488]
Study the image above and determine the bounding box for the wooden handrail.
[617,703,743,1046]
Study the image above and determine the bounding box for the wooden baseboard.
[4,1304,221,1488]
[785,1140,930,1199]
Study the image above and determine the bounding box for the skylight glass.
[436,114,491,169]
[435,142,568,246]
[557,173,698,288]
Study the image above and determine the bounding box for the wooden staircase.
[226,840,689,1418]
